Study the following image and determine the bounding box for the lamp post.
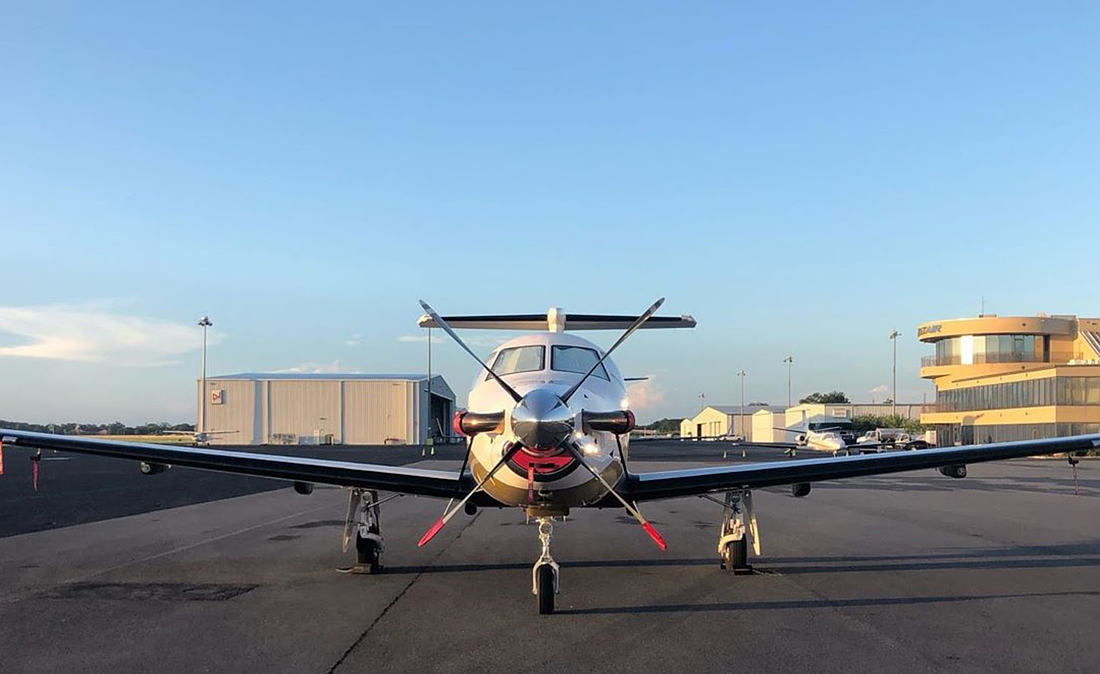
[889,330,901,417]
[198,316,213,435]
[736,369,746,439]
[783,355,793,407]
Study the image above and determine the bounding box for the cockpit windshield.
[551,345,609,381]
[487,345,545,378]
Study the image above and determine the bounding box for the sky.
[1,1,1097,425]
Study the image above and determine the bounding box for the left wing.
[624,434,1100,501]
[0,429,467,498]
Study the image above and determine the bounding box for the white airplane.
[772,413,852,453]
[160,429,240,444]
[2,298,1098,615]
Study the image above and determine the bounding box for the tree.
[638,418,680,434]
[799,391,850,404]
[748,401,770,407]
[851,415,923,434]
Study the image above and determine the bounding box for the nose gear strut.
[532,517,560,615]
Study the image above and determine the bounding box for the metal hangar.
[197,373,455,446]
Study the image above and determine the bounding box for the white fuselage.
[800,430,846,452]
[464,332,630,510]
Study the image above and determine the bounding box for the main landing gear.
[339,488,384,574]
[717,489,758,574]
[532,517,560,615]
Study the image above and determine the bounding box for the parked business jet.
[2,298,1098,614]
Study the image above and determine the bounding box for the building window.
[929,334,1048,366]
[937,376,1100,412]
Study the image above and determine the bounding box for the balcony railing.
[921,353,1047,368]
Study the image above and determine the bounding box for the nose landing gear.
[532,517,560,615]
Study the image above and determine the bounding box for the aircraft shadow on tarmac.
[375,540,1100,576]
[555,589,1100,616]
[812,474,1097,495]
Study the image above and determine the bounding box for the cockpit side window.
[551,345,609,381]
[486,345,545,379]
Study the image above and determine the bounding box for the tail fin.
[417,307,696,333]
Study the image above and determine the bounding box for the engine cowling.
[453,410,505,436]
[583,410,635,435]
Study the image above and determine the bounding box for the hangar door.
[428,393,451,441]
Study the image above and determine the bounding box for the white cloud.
[396,333,508,349]
[0,303,216,367]
[275,360,348,373]
[397,334,442,344]
[626,376,664,411]
[869,384,889,396]
[344,334,363,347]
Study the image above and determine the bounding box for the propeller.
[419,300,521,403]
[417,443,523,547]
[562,441,666,550]
[417,298,666,549]
[560,297,664,403]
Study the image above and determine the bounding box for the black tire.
[722,538,748,572]
[355,534,381,574]
[536,564,555,615]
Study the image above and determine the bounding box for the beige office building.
[918,314,1100,444]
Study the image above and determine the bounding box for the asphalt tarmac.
[1,441,1098,673]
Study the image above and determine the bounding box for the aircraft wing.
[623,434,1100,501]
[0,429,466,499]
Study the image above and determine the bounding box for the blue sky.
[1,1,1097,424]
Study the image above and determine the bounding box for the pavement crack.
[326,513,480,674]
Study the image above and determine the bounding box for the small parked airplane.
[770,412,854,453]
[160,429,240,445]
[2,298,1098,614]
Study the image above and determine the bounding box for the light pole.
[736,370,746,439]
[783,355,793,407]
[427,324,432,432]
[198,316,213,435]
[889,330,900,417]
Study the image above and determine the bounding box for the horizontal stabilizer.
[417,308,696,332]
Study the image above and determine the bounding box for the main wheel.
[355,534,381,574]
[721,538,747,572]
[536,564,555,615]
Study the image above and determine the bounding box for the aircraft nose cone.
[512,388,574,451]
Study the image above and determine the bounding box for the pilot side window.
[551,345,609,381]
[486,345,545,379]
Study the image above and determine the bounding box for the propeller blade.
[417,443,522,547]
[419,300,522,403]
[563,442,666,550]
[561,297,665,403]
[745,490,761,556]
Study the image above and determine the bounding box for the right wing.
[0,429,467,499]
[623,434,1100,501]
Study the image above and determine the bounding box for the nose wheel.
[531,518,560,615]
